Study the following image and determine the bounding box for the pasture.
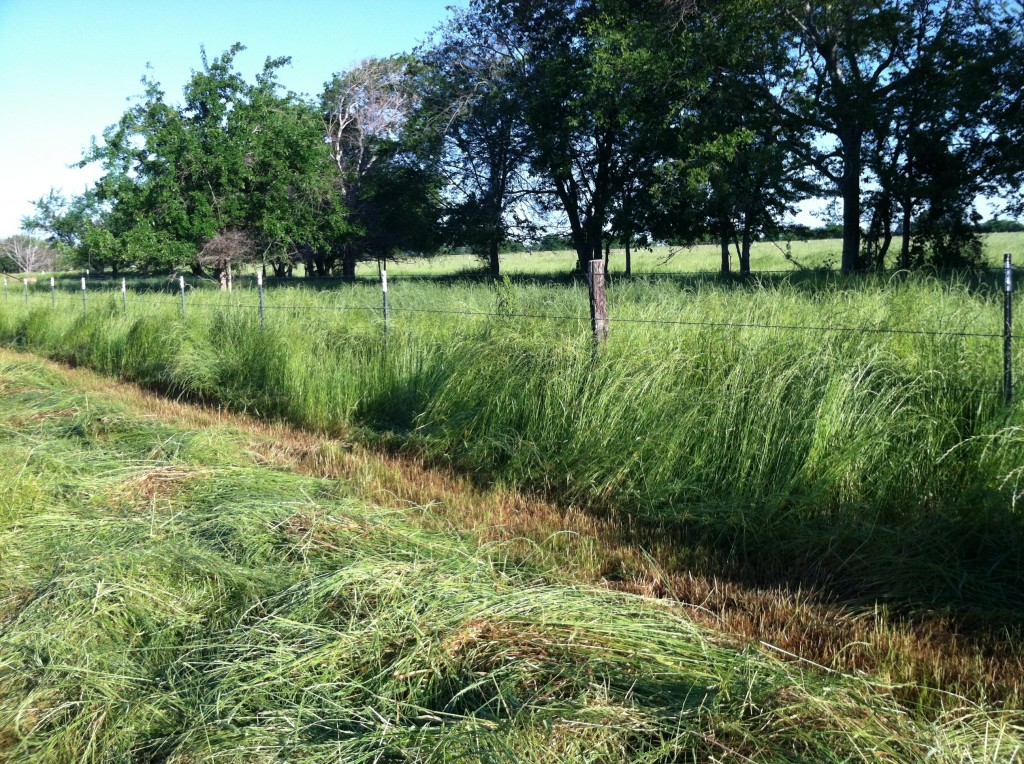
[1,236,1024,758]
[348,233,1024,278]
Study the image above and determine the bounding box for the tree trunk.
[899,198,913,270]
[719,214,732,275]
[740,219,752,276]
[840,127,863,273]
[879,210,893,270]
[488,239,500,278]
[342,248,356,281]
[624,237,631,277]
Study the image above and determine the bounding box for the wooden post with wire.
[588,259,608,345]
[381,268,390,336]
[257,271,265,328]
[1005,253,1013,405]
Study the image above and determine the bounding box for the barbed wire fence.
[2,254,1019,404]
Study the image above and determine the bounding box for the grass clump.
[1,354,1022,762]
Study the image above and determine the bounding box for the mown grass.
[5,353,1022,761]
[2,268,1024,707]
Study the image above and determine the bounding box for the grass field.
[3,267,1023,600]
[2,240,1024,734]
[1,351,1022,762]
[9,234,1020,289]
[345,232,1024,279]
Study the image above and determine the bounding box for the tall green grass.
[1,271,1023,613]
[1,354,1021,762]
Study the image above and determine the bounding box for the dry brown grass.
[8,348,1020,709]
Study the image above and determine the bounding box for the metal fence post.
[179,275,186,320]
[257,271,265,328]
[50,276,55,308]
[3,276,7,300]
[122,278,127,312]
[24,279,29,306]
[1005,253,1013,406]
[81,276,87,315]
[381,268,389,336]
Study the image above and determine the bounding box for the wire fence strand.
[6,289,1015,339]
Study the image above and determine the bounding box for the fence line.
[3,255,1019,403]
[11,289,1012,341]
[15,291,1013,338]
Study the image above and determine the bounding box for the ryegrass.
[3,271,1021,612]
[0,353,1021,762]
[3,266,1024,721]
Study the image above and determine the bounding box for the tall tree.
[769,1,957,271]
[323,57,442,277]
[464,0,681,274]
[657,0,812,274]
[73,44,343,277]
[861,0,1019,269]
[418,8,532,277]
[967,2,1024,220]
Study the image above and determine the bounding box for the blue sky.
[0,0,465,237]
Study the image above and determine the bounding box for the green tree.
[655,0,812,275]
[418,8,532,277]
[970,2,1024,220]
[323,57,442,277]
[861,0,1019,269]
[462,0,681,274]
[76,44,344,277]
[766,0,1018,272]
[763,1,940,271]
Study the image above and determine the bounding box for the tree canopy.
[22,3,1024,277]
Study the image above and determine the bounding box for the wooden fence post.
[588,259,608,345]
[381,268,389,336]
[1005,253,1013,405]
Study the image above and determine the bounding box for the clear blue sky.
[0,0,465,237]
